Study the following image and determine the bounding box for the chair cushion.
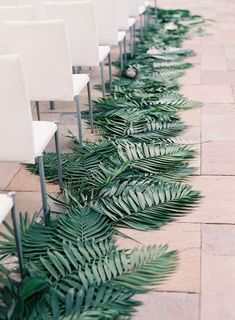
[0,194,13,224]
[128,17,136,28]
[118,31,126,43]
[32,121,57,158]
[139,5,146,15]
[99,46,110,63]
[73,74,89,96]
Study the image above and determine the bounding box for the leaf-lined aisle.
[0,8,205,319]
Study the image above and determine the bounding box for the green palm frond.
[91,179,200,230]
[97,116,186,141]
[29,244,177,295]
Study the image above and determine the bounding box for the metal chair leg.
[87,81,94,133]
[144,11,148,31]
[37,155,49,225]
[74,95,84,148]
[50,101,56,110]
[108,53,113,93]
[140,14,144,41]
[54,126,63,187]
[100,61,106,98]
[124,36,127,69]
[130,26,134,58]
[133,24,136,55]
[35,101,40,121]
[119,41,124,73]
[10,192,24,280]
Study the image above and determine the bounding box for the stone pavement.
[134,0,235,318]
[1,1,235,318]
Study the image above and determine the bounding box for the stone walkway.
[134,0,235,318]
[1,1,235,319]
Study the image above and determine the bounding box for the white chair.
[3,20,93,145]
[116,0,136,58]
[129,0,146,41]
[0,0,18,5]
[44,0,112,98]
[0,54,63,224]
[93,0,127,72]
[0,5,36,54]
[0,192,24,279]
[18,0,46,19]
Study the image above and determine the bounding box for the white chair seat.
[73,74,89,96]
[0,194,13,224]
[99,45,110,63]
[32,121,57,158]
[139,5,146,15]
[128,17,136,28]
[118,31,126,43]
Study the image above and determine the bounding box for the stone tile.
[202,114,235,141]
[200,36,223,46]
[180,108,201,127]
[224,48,235,59]
[200,44,224,56]
[227,59,235,70]
[201,255,235,320]
[201,54,227,71]
[134,292,200,320]
[185,54,201,65]
[202,103,235,115]
[117,223,201,293]
[202,224,235,256]
[201,71,235,85]
[0,162,21,190]
[202,141,235,175]
[181,85,234,103]
[6,167,59,193]
[179,65,201,85]
[183,176,235,224]
[180,126,201,141]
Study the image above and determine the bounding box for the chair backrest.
[0,5,36,54]
[129,0,139,17]
[0,0,18,5]
[139,0,146,6]
[4,20,74,101]
[0,55,35,162]
[45,0,99,67]
[116,0,129,31]
[93,0,118,46]
[18,0,46,19]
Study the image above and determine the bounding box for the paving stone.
[134,292,200,320]
[200,71,235,85]
[180,108,201,127]
[181,85,234,103]
[202,113,235,141]
[201,255,235,320]
[201,54,227,71]
[117,223,201,293]
[183,176,235,224]
[202,141,235,175]
[227,59,235,70]
[202,103,235,115]
[6,166,59,193]
[180,65,201,85]
[202,224,235,256]
[0,162,21,190]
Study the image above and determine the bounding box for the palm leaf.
[91,179,200,230]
